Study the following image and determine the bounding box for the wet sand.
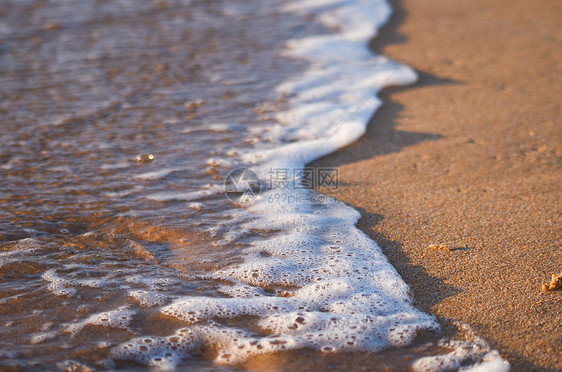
[313,0,562,370]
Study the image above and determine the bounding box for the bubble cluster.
[111,0,438,367]
[42,269,78,297]
[111,191,438,367]
[112,328,200,369]
[412,324,510,372]
[64,306,135,335]
[129,290,170,307]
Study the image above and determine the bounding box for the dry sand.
[313,0,561,370]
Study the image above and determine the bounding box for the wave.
[111,1,509,370]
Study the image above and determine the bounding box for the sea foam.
[112,0,508,369]
[113,0,434,366]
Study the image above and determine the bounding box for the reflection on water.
[0,0,312,369]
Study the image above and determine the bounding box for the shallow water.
[0,1,508,371]
[1,0,306,368]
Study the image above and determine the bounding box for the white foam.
[187,202,204,210]
[113,0,433,367]
[0,238,43,271]
[144,185,223,201]
[129,290,170,307]
[413,324,510,372]
[144,191,201,201]
[30,331,57,344]
[42,268,113,297]
[112,0,508,369]
[64,306,135,335]
[112,327,203,368]
[125,275,181,290]
[139,193,437,365]
[42,269,77,297]
[134,167,182,180]
[100,161,131,170]
[239,1,416,180]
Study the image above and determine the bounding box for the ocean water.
[0,0,509,370]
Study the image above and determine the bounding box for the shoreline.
[312,0,561,370]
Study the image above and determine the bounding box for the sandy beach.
[313,0,561,370]
[1,0,559,369]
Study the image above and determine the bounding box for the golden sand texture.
[313,0,561,370]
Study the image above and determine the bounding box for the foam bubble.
[188,202,204,210]
[42,269,77,297]
[125,275,180,290]
[413,324,511,372]
[112,327,202,368]
[30,331,57,344]
[129,290,170,307]
[65,306,135,335]
[42,268,113,296]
